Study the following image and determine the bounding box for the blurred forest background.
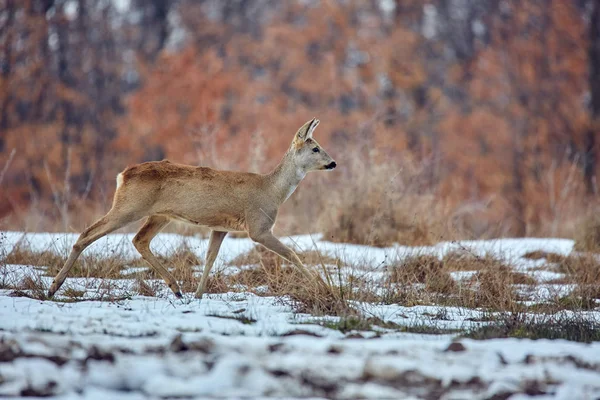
[1,0,599,245]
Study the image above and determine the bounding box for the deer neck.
[268,150,306,204]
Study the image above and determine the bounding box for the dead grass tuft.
[134,277,157,297]
[574,215,600,253]
[2,245,65,270]
[553,254,600,308]
[386,252,533,310]
[229,245,278,267]
[464,312,600,343]
[203,272,230,294]
[230,245,339,268]
[388,254,456,294]
[471,268,529,310]
[62,287,85,299]
[442,251,511,272]
[522,251,565,263]
[12,274,46,299]
[555,254,600,283]
[158,244,202,293]
[314,154,451,247]
[227,246,361,315]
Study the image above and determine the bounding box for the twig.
[0,148,16,187]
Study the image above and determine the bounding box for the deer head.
[291,118,336,172]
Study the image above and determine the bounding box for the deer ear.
[295,118,319,143]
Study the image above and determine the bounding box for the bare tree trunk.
[512,127,527,237]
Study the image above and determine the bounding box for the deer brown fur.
[48,118,336,299]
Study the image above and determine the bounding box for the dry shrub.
[456,253,534,310]
[473,266,536,286]
[2,245,65,270]
[12,275,46,299]
[522,251,565,263]
[574,215,600,253]
[42,252,136,279]
[80,253,137,279]
[229,245,278,267]
[202,273,230,294]
[387,252,533,310]
[315,152,451,247]
[555,254,600,283]
[134,277,157,297]
[229,246,354,315]
[471,267,531,310]
[239,264,348,315]
[230,245,339,267]
[442,250,509,271]
[280,270,348,315]
[62,287,85,299]
[156,243,231,294]
[554,254,600,308]
[388,254,456,294]
[299,250,340,266]
[157,244,202,292]
[1,242,137,279]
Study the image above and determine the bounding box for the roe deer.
[48,118,336,299]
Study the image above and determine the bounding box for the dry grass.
[15,275,46,299]
[1,242,140,280]
[522,250,565,263]
[133,277,158,297]
[312,154,451,247]
[2,232,600,317]
[2,246,65,270]
[227,246,542,314]
[388,254,456,295]
[386,251,537,311]
[469,267,533,310]
[157,245,203,293]
[574,215,600,253]
[228,245,353,315]
[443,250,510,271]
[552,253,600,309]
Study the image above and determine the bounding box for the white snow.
[0,231,598,398]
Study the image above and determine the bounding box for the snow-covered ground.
[1,231,600,399]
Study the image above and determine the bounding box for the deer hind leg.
[48,210,139,298]
[195,230,227,299]
[132,215,183,298]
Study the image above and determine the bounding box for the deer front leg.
[249,231,316,281]
[195,230,227,299]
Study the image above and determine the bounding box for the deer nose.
[325,161,337,170]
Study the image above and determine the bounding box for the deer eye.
[312,147,320,153]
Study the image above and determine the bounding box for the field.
[1,231,600,399]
